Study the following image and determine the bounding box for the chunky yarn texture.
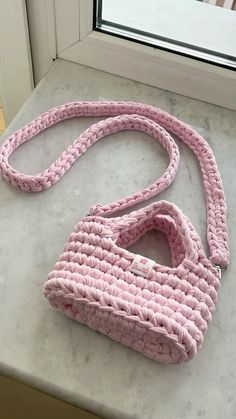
[0,101,229,363]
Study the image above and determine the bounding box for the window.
[27,0,236,111]
[95,0,236,69]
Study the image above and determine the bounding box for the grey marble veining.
[0,59,236,419]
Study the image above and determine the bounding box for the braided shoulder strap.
[0,101,229,267]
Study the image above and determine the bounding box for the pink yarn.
[0,101,229,363]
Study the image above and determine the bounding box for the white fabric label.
[129,254,155,278]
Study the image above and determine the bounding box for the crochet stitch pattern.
[0,101,229,363]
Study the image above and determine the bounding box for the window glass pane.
[95,0,236,69]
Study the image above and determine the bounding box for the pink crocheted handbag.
[0,102,229,364]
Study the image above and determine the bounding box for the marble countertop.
[1,59,236,419]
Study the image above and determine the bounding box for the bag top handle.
[0,101,229,267]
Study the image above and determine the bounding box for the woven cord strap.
[0,101,229,267]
